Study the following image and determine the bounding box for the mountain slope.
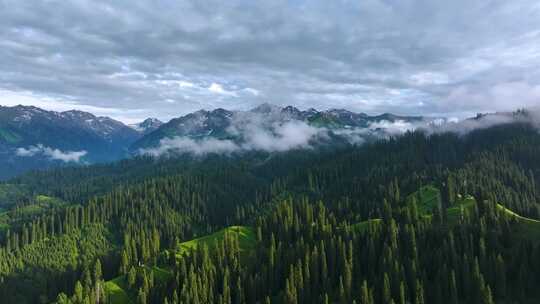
[130,105,424,152]
[0,105,142,179]
[129,118,163,135]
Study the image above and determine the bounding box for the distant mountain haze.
[0,105,145,179]
[1,104,537,180]
[0,104,426,179]
[130,103,424,153]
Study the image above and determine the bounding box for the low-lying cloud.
[369,120,419,135]
[423,109,540,135]
[228,115,327,152]
[138,109,540,158]
[139,137,238,157]
[360,110,540,137]
[138,116,426,158]
[16,144,87,162]
[139,118,328,157]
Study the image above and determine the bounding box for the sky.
[0,0,540,123]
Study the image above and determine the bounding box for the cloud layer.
[16,144,87,162]
[1,1,540,122]
[138,109,540,157]
[137,116,429,157]
[139,119,327,157]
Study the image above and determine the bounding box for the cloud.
[137,106,540,158]
[331,128,369,145]
[242,120,325,152]
[368,120,418,135]
[329,120,422,144]
[16,144,87,162]
[227,113,327,152]
[15,146,41,157]
[364,113,539,137]
[136,107,441,157]
[0,1,539,121]
[207,83,231,95]
[422,109,540,136]
[0,89,148,124]
[139,114,328,157]
[138,137,238,157]
[329,111,540,142]
[443,82,540,114]
[424,115,514,135]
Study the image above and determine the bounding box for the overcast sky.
[0,0,539,123]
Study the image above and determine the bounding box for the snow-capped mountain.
[1,106,140,142]
[130,104,424,152]
[129,118,163,135]
[0,103,432,179]
[0,105,142,179]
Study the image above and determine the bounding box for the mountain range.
[0,103,436,179]
[0,105,161,179]
[129,103,424,152]
[2,105,540,304]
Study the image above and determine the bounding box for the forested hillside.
[1,122,540,303]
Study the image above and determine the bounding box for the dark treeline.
[0,122,540,303]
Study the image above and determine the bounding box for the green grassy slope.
[353,186,540,242]
[444,194,540,241]
[407,185,441,215]
[104,276,130,304]
[446,194,476,224]
[103,226,256,304]
[19,195,67,214]
[497,203,540,241]
[104,266,172,304]
[176,225,256,256]
[0,194,69,233]
[352,186,443,232]
[351,219,383,233]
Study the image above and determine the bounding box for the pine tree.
[94,259,103,304]
[449,270,458,304]
[495,255,506,298]
[360,280,370,304]
[481,285,495,304]
[137,288,147,304]
[383,273,392,304]
[120,250,130,274]
[339,276,346,304]
[399,281,406,304]
[415,280,424,304]
[128,266,137,287]
[74,281,83,304]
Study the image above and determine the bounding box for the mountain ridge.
[0,103,428,179]
[129,118,163,135]
[130,104,424,151]
[4,103,531,180]
[0,105,143,179]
